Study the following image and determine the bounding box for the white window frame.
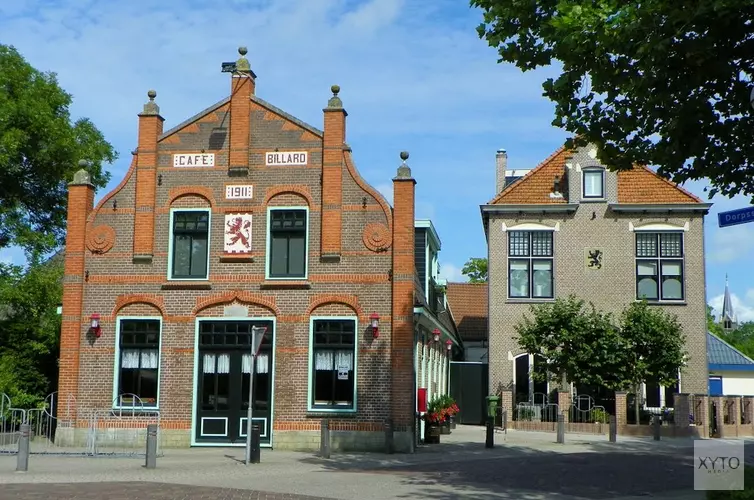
[112,316,163,410]
[581,167,605,200]
[265,206,309,280]
[506,225,556,300]
[634,229,685,302]
[167,208,212,281]
[307,315,358,413]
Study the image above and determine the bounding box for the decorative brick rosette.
[362,223,391,252]
[86,225,116,254]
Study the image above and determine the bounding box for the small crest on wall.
[585,248,603,270]
[224,214,252,253]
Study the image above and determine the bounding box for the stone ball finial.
[331,85,340,95]
[238,46,248,56]
[400,151,409,161]
[78,159,90,168]
[147,90,157,100]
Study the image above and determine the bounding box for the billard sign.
[173,153,215,167]
[265,151,308,166]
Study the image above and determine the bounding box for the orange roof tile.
[446,283,488,342]
[488,145,704,205]
[488,147,569,205]
[617,166,702,204]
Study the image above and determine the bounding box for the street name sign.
[718,206,754,228]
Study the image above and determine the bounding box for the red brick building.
[58,48,459,452]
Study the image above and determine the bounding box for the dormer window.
[582,168,605,199]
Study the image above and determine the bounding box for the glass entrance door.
[196,320,274,445]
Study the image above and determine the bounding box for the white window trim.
[635,230,686,302]
[167,207,212,281]
[502,222,559,232]
[265,206,309,280]
[629,222,690,232]
[581,167,606,200]
[112,316,163,410]
[307,315,358,413]
[507,229,555,300]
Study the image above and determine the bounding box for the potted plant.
[423,412,444,444]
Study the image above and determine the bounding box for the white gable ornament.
[224,214,252,254]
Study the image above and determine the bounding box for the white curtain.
[315,351,334,371]
[242,353,270,374]
[122,349,140,369]
[335,351,353,371]
[203,354,216,374]
[216,354,230,374]
[141,350,158,369]
[315,351,353,371]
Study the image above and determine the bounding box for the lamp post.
[245,325,267,465]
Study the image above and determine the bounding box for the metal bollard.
[384,418,394,454]
[16,423,30,472]
[485,416,494,448]
[609,415,617,443]
[145,424,158,469]
[556,413,565,444]
[250,423,261,463]
[653,415,661,441]
[320,419,331,459]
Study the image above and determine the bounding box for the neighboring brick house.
[446,283,488,362]
[58,47,459,452]
[481,145,712,420]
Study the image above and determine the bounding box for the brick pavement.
[0,482,334,500]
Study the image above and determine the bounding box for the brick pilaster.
[558,391,572,422]
[674,393,690,429]
[391,152,416,443]
[499,389,513,425]
[615,391,628,429]
[744,396,754,426]
[229,47,254,170]
[731,396,742,436]
[712,396,725,438]
[59,166,95,423]
[321,85,346,260]
[133,90,164,262]
[695,394,710,439]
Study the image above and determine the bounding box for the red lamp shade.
[445,339,452,351]
[369,312,380,338]
[432,328,440,342]
[90,313,102,338]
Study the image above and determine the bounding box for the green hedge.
[707,465,754,499]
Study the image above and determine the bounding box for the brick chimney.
[321,85,347,260]
[133,90,164,263]
[59,164,95,423]
[495,148,508,194]
[391,151,416,451]
[229,47,255,170]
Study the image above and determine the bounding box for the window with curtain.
[117,319,160,407]
[311,319,356,409]
[582,168,605,198]
[268,209,307,278]
[508,230,554,299]
[635,232,684,300]
[171,210,210,279]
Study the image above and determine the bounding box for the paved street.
[0,426,726,499]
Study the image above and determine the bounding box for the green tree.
[515,295,625,390]
[471,1,754,199]
[617,301,686,424]
[707,305,724,337]
[0,257,63,407]
[461,257,488,283]
[0,44,116,254]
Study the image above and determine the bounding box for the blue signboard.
[718,206,754,228]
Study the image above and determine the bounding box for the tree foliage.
[0,44,117,254]
[708,304,754,359]
[0,258,63,407]
[461,257,488,283]
[515,296,686,392]
[471,0,754,199]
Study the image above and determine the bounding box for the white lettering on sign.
[173,153,215,167]
[225,185,254,200]
[265,151,308,166]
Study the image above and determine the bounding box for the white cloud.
[710,291,754,323]
[439,262,466,283]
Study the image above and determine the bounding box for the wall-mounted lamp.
[370,312,380,338]
[445,339,453,352]
[432,328,440,343]
[90,313,102,338]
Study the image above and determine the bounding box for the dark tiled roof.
[708,332,754,366]
[446,283,488,342]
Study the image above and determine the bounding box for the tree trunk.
[634,383,641,425]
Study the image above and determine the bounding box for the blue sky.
[1,0,753,321]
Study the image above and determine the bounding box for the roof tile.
[446,283,488,342]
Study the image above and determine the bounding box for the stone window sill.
[161,281,212,290]
[306,410,357,419]
[260,280,311,290]
[219,254,254,263]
